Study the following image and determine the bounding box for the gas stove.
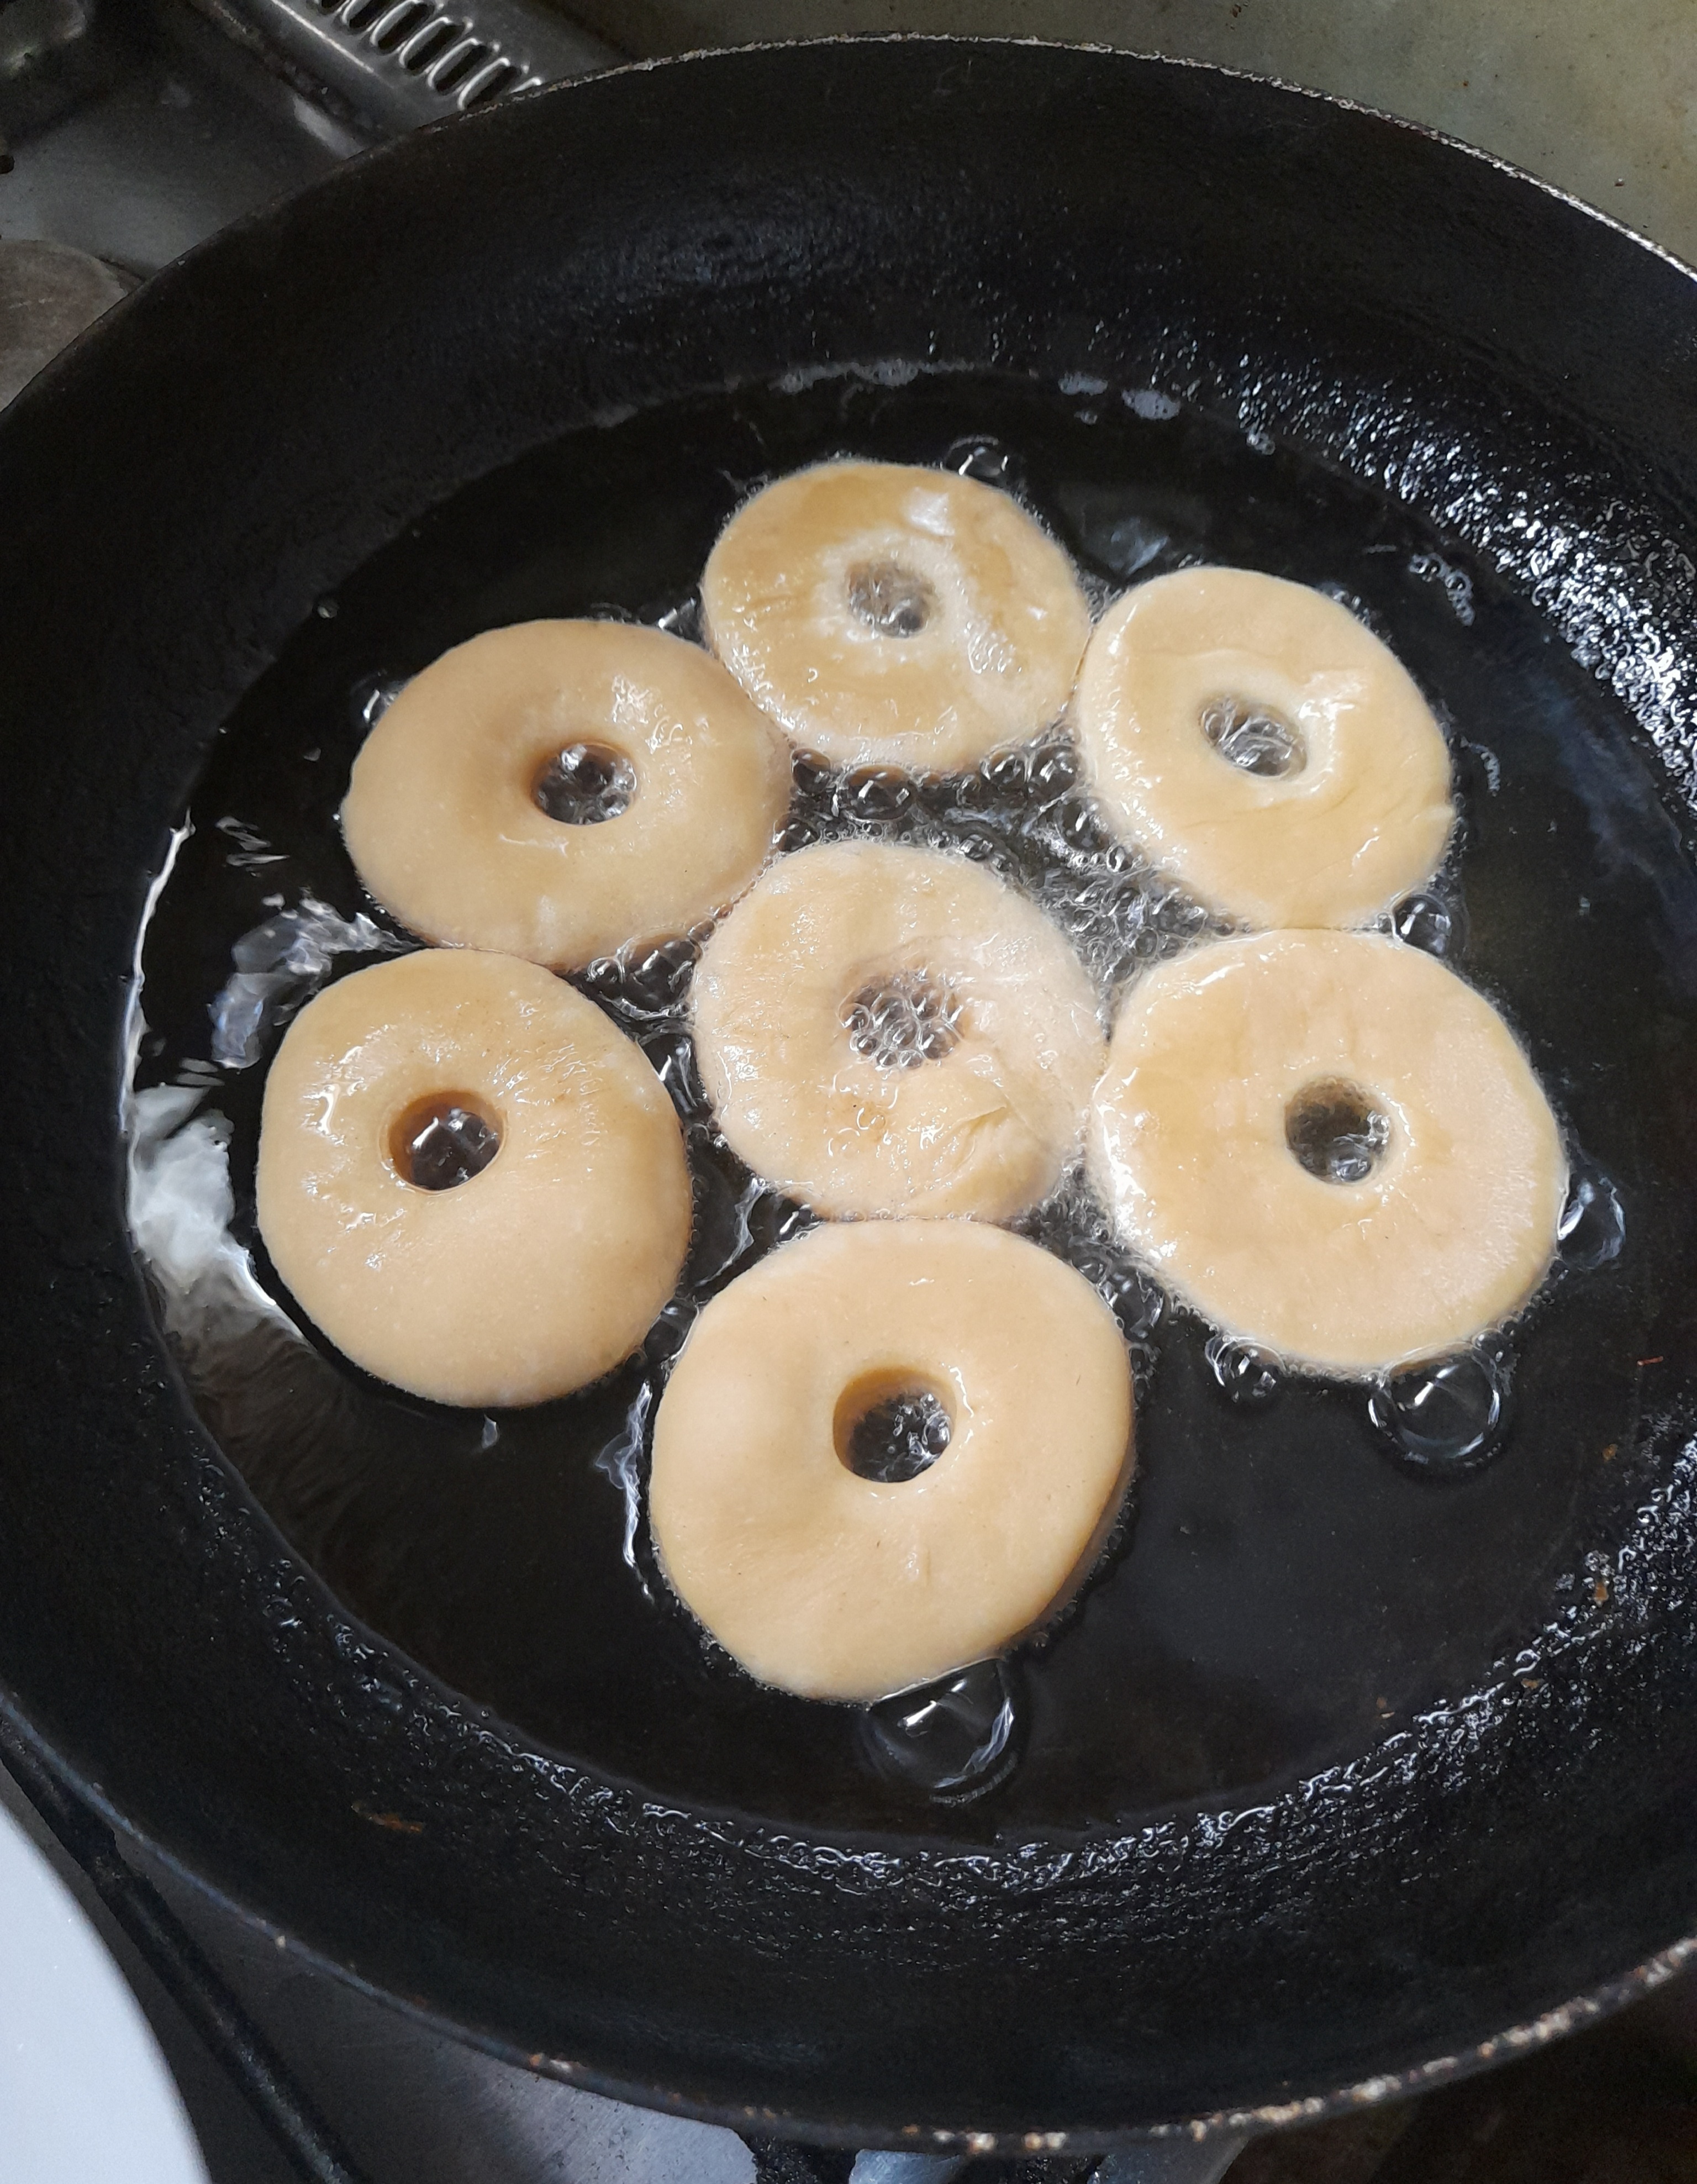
[4,13,1695,2184]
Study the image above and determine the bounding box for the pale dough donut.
[1074,568,1454,928]
[700,460,1092,771]
[341,620,790,970]
[650,1220,1134,1700]
[691,839,1105,1220]
[256,949,691,1407]
[1087,930,1567,1376]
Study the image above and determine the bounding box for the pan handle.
[215,0,619,137]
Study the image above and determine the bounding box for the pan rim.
[6,1685,1695,2155]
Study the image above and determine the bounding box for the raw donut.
[1074,567,1454,928]
[256,949,691,1407]
[691,839,1105,1220]
[700,460,1092,771]
[649,1220,1134,1700]
[1087,930,1567,1376]
[341,620,789,971]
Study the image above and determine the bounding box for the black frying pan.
[3,38,1697,2157]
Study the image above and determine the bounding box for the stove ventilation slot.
[313,1,536,111]
[231,0,615,133]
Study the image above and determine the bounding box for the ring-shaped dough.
[256,949,692,1407]
[650,1220,1135,1699]
[1087,930,1567,1375]
[701,460,1092,771]
[692,840,1106,1220]
[1074,568,1454,928]
[341,621,790,970]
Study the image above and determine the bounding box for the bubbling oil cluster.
[192,448,1622,1797]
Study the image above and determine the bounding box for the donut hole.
[1201,694,1305,780]
[532,740,637,825]
[834,1370,953,1483]
[388,1092,503,1192]
[841,971,963,1071]
[846,560,937,639]
[1285,1077,1392,1186]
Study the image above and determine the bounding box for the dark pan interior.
[3,39,1697,2149]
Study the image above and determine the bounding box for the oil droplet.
[1392,889,1468,958]
[861,1659,1022,1799]
[1205,1334,1280,1408]
[1557,1160,1625,1271]
[1368,1346,1511,1471]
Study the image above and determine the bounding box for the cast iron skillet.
[3,38,1697,2156]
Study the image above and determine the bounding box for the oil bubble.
[1030,793,1108,860]
[652,594,702,643]
[842,1386,951,1483]
[861,1659,1023,1799]
[1026,734,1079,806]
[980,747,1029,797]
[942,818,1018,873]
[1368,1346,1511,1472]
[639,1027,710,1122]
[745,1189,815,1256]
[791,748,834,796]
[348,671,405,733]
[945,435,1026,497]
[618,936,699,1014]
[1392,890,1469,959]
[836,766,914,825]
[1557,1160,1625,1271]
[1205,1335,1281,1408]
[644,1298,699,1376]
[1067,1241,1164,1341]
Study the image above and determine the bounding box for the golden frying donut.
[256,949,691,1407]
[1074,568,1454,928]
[649,1220,1135,1700]
[341,620,789,971]
[700,460,1092,771]
[1087,930,1567,1375]
[691,839,1105,1220]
